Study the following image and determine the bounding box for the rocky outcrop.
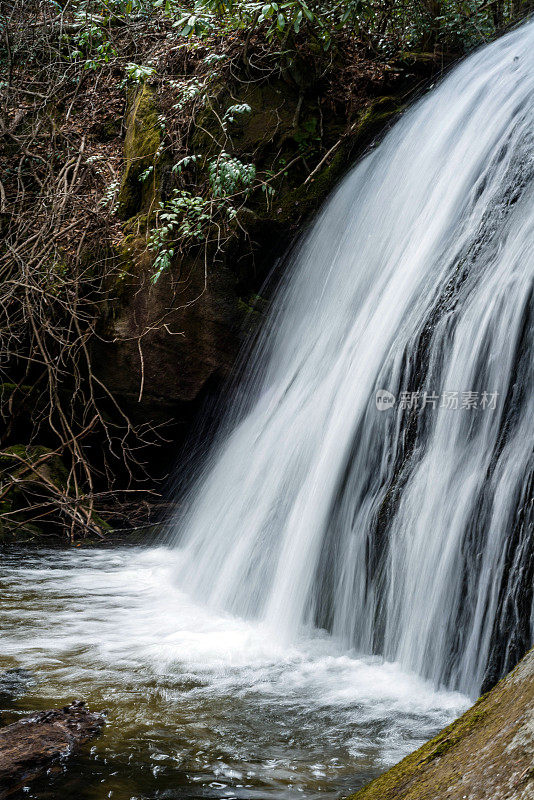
[347,646,534,800]
[0,701,105,798]
[96,61,437,454]
[94,245,241,437]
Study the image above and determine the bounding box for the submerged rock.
[0,669,36,703]
[347,646,534,800]
[0,700,105,798]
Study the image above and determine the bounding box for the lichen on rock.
[347,646,534,800]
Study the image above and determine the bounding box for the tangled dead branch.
[0,0,353,540]
[0,0,168,539]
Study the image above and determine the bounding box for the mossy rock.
[0,383,34,399]
[0,444,51,468]
[118,84,161,220]
[97,227,154,325]
[268,96,403,223]
[0,445,112,540]
[0,517,48,543]
[227,81,299,150]
[0,446,68,540]
[347,647,534,800]
[0,445,69,488]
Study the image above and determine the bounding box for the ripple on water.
[0,547,469,799]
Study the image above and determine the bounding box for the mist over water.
[171,22,534,697]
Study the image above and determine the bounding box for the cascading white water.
[171,23,534,697]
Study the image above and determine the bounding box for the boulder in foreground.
[347,647,534,800]
[0,700,105,798]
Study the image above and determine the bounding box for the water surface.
[0,547,468,800]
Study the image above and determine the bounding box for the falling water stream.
[172,19,534,697]
[1,21,534,800]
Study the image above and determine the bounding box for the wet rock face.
[97,81,409,462]
[0,700,105,799]
[347,646,534,800]
[95,247,241,439]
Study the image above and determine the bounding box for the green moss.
[255,97,403,226]
[0,444,44,467]
[236,83,298,149]
[89,510,113,532]
[346,651,534,800]
[0,517,47,542]
[0,445,68,487]
[119,231,153,277]
[237,293,268,318]
[346,697,489,799]
[118,84,161,220]
[122,212,153,238]
[418,707,488,764]
[0,383,33,398]
[191,80,297,154]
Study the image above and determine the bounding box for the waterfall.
[170,22,534,697]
